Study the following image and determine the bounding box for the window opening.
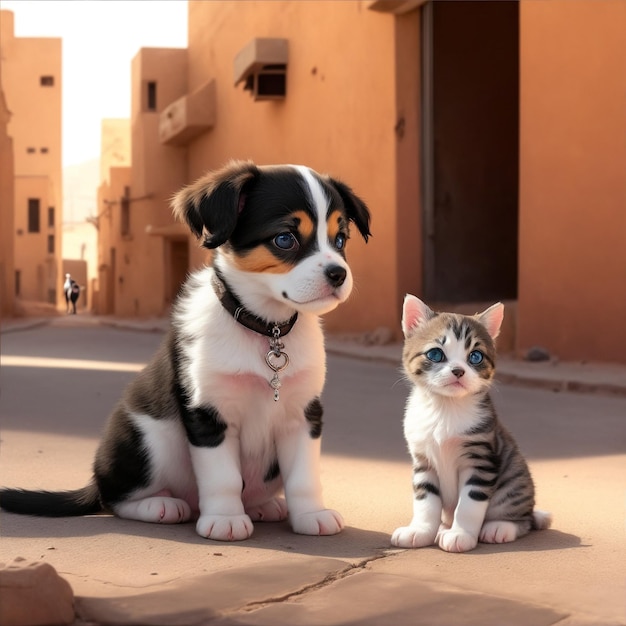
[147,81,157,111]
[28,198,40,233]
[121,186,130,236]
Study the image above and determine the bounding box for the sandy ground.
[1,318,625,625]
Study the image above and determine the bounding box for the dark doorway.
[166,239,189,308]
[422,1,519,303]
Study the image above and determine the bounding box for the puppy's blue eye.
[425,348,445,363]
[273,233,298,251]
[468,350,484,365]
[335,233,347,251]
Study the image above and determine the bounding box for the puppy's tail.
[0,482,102,517]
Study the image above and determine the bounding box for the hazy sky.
[2,0,188,167]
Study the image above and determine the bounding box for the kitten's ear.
[478,303,505,339]
[402,294,435,338]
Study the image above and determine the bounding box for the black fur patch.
[468,489,490,501]
[466,474,498,488]
[322,176,372,242]
[95,409,151,506]
[264,459,281,483]
[128,332,179,419]
[229,171,317,256]
[414,481,440,500]
[304,397,323,438]
[182,405,227,448]
[0,484,101,517]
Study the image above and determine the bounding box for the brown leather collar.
[211,269,298,337]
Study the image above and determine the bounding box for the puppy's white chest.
[211,366,319,412]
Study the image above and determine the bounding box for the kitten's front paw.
[196,514,253,541]
[438,528,478,553]
[291,509,344,535]
[391,525,437,548]
[479,520,518,544]
[246,497,288,522]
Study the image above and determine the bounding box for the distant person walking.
[63,273,80,314]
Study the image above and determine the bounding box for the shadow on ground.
[0,511,394,560]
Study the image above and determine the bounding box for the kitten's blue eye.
[425,348,445,363]
[273,232,298,251]
[468,350,484,365]
[334,233,347,251]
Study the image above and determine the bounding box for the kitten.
[391,295,551,552]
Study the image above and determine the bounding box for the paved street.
[1,323,625,625]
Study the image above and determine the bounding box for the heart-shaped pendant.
[265,350,289,373]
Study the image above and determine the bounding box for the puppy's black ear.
[328,178,372,243]
[171,160,259,249]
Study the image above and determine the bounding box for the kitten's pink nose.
[451,367,465,378]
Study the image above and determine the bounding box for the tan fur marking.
[327,210,343,242]
[293,210,315,241]
[233,248,293,274]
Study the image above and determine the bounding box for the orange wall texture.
[186,1,399,332]
[518,0,626,363]
[97,164,131,315]
[0,86,15,317]
[0,10,62,307]
[127,48,188,317]
[91,1,624,362]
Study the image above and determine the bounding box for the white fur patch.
[403,386,492,518]
[130,413,198,508]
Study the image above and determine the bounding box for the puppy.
[0,161,371,541]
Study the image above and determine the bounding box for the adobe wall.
[518,0,626,362]
[128,48,188,317]
[0,88,15,317]
[185,1,399,333]
[0,10,63,308]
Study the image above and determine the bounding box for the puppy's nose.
[325,264,347,288]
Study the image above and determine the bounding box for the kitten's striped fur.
[392,295,551,552]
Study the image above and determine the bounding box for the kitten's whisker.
[391,376,409,389]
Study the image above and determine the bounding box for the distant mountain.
[63,158,99,224]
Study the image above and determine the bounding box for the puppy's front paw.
[114,496,192,524]
[438,528,478,553]
[196,514,253,541]
[291,509,344,536]
[391,525,437,548]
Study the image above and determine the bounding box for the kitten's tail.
[0,482,102,517]
[532,508,552,530]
